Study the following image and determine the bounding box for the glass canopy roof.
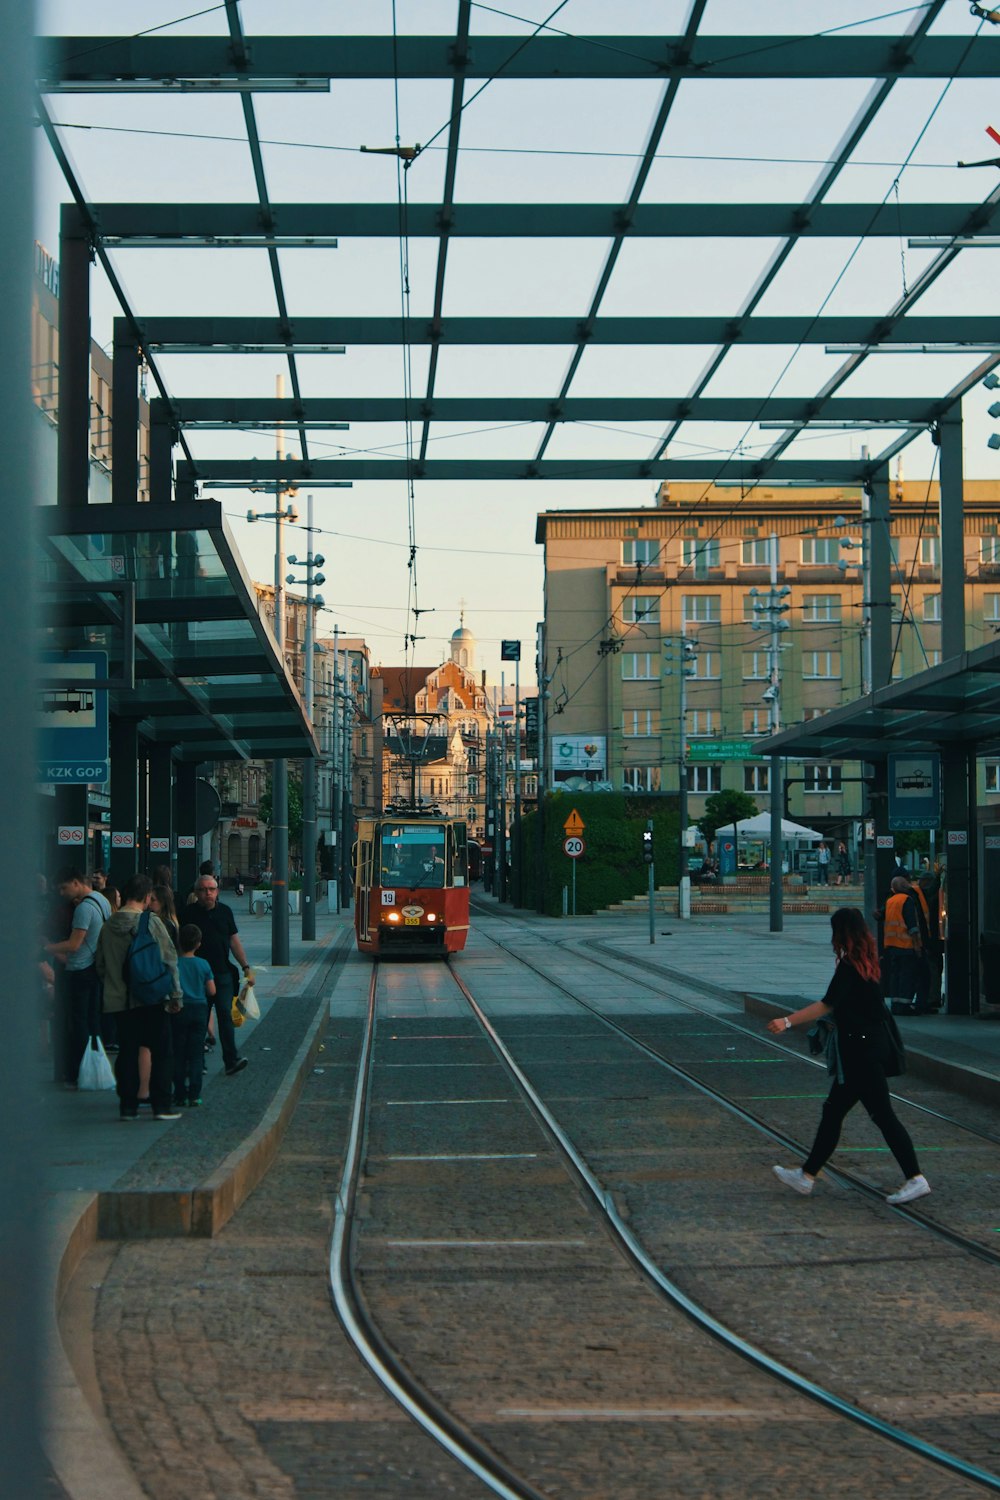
[38,501,318,763]
[760,635,1000,762]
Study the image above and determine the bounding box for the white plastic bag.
[78,1036,116,1091]
[238,981,260,1021]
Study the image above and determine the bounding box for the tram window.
[380,825,446,887]
[451,822,468,887]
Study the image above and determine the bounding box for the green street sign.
[687,739,754,761]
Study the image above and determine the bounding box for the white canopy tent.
[733,814,823,842]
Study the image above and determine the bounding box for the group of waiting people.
[44,862,253,1120]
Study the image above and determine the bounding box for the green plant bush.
[517,792,680,916]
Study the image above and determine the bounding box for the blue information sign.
[38,650,110,784]
[888,752,940,830]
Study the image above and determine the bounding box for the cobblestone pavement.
[77,936,999,1498]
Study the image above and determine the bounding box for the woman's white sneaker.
[773,1165,814,1195]
[886,1174,931,1205]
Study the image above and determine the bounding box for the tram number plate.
[404,916,420,925]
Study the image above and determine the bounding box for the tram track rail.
[329,946,1000,1496]
[482,925,1000,1267]
[328,962,549,1500]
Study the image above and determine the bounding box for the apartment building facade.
[536,479,1000,841]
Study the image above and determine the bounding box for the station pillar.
[109,718,140,887]
[111,322,140,506]
[941,746,977,1016]
[174,761,199,897]
[147,743,175,880]
[57,206,91,511]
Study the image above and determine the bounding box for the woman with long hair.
[150,885,180,951]
[768,907,929,1205]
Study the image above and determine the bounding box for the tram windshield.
[380,825,447,888]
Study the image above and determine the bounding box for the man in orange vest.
[881,875,929,1015]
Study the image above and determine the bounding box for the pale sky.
[36,1,1000,687]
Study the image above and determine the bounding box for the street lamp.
[285,496,326,941]
[663,635,697,920]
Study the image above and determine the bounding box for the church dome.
[450,616,475,670]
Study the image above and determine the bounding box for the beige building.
[536,480,1000,843]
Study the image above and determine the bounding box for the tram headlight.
[386,911,400,922]
[425,912,437,922]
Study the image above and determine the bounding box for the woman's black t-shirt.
[821,958,895,1071]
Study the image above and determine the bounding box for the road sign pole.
[572,856,576,918]
[648,858,655,945]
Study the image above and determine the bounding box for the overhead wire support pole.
[767,532,784,935]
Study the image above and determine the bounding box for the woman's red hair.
[830,907,880,984]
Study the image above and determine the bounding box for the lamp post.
[286,494,326,940]
[247,494,298,965]
[664,634,697,919]
[750,534,790,933]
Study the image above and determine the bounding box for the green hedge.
[516,792,680,916]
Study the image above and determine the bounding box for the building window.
[468,776,479,797]
[923,593,941,622]
[693,651,720,679]
[623,709,658,737]
[622,538,659,567]
[686,709,718,737]
[744,764,770,793]
[984,594,1000,624]
[622,652,657,680]
[920,536,940,567]
[802,594,841,623]
[622,594,660,625]
[743,708,769,736]
[927,650,942,667]
[982,537,1000,565]
[802,707,826,721]
[804,763,842,793]
[742,651,769,680]
[802,651,841,679]
[986,762,1000,792]
[741,538,774,566]
[690,764,722,793]
[801,538,841,565]
[742,593,759,621]
[681,594,721,623]
[681,538,720,576]
[623,765,662,792]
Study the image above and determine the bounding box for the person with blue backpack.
[96,872,183,1121]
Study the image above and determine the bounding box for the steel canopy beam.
[156,395,946,425]
[84,202,1000,239]
[41,35,1000,82]
[140,314,995,348]
[180,457,868,483]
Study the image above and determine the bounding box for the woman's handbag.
[77,1035,116,1090]
[880,1008,906,1076]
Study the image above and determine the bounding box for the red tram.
[353,811,470,956]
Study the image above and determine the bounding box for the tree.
[698,789,758,848]
[259,773,304,851]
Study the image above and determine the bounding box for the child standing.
[173,923,216,1107]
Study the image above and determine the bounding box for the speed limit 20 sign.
[564,836,585,859]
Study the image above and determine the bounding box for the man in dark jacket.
[190,875,253,1076]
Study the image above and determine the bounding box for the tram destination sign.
[687,739,753,762]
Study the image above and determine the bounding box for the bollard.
[562,885,568,917]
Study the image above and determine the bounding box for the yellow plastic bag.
[231,992,246,1027]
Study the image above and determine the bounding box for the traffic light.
[642,828,654,864]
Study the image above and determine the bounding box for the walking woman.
[767,907,929,1205]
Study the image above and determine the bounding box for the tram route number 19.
[564,836,585,859]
